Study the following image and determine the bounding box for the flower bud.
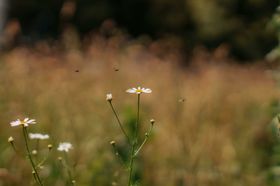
[48,144,53,150]
[150,119,155,125]
[32,150,38,155]
[8,136,14,143]
[110,140,116,146]
[106,93,113,101]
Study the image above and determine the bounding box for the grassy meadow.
[0,35,280,186]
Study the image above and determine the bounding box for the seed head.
[110,140,116,146]
[150,119,155,125]
[106,93,113,101]
[8,136,14,143]
[32,150,38,155]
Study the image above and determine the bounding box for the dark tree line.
[5,0,279,60]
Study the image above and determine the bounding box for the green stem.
[22,126,43,186]
[128,144,135,186]
[111,144,126,167]
[134,137,148,158]
[134,124,153,157]
[36,151,51,169]
[36,139,40,151]
[128,94,141,186]
[135,94,140,145]
[63,152,75,185]
[9,142,18,153]
[109,101,131,144]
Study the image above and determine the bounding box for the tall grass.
[0,35,279,185]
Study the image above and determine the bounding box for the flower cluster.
[9,114,76,185]
[107,86,154,186]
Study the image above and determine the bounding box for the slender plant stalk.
[22,126,43,186]
[9,141,18,153]
[32,171,39,184]
[135,94,140,144]
[128,144,135,186]
[128,94,141,186]
[111,143,126,167]
[134,138,148,157]
[36,151,51,169]
[63,152,75,185]
[36,139,40,151]
[109,101,131,144]
[134,124,153,157]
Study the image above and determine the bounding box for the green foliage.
[267,5,280,62]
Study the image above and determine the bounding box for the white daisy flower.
[106,93,113,101]
[29,133,50,140]
[10,118,36,127]
[126,86,152,94]
[57,142,73,152]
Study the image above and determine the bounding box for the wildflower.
[106,93,113,101]
[126,86,152,94]
[29,133,49,140]
[32,150,38,155]
[150,119,155,125]
[57,142,73,152]
[8,136,14,143]
[10,118,36,127]
[110,140,116,146]
[48,144,53,150]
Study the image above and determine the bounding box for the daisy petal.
[126,89,136,93]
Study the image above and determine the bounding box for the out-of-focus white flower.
[32,150,38,155]
[8,136,14,143]
[126,87,152,94]
[29,133,49,140]
[110,140,116,146]
[57,142,73,152]
[10,118,36,127]
[106,93,113,101]
[48,144,53,150]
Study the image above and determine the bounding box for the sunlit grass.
[0,36,279,185]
